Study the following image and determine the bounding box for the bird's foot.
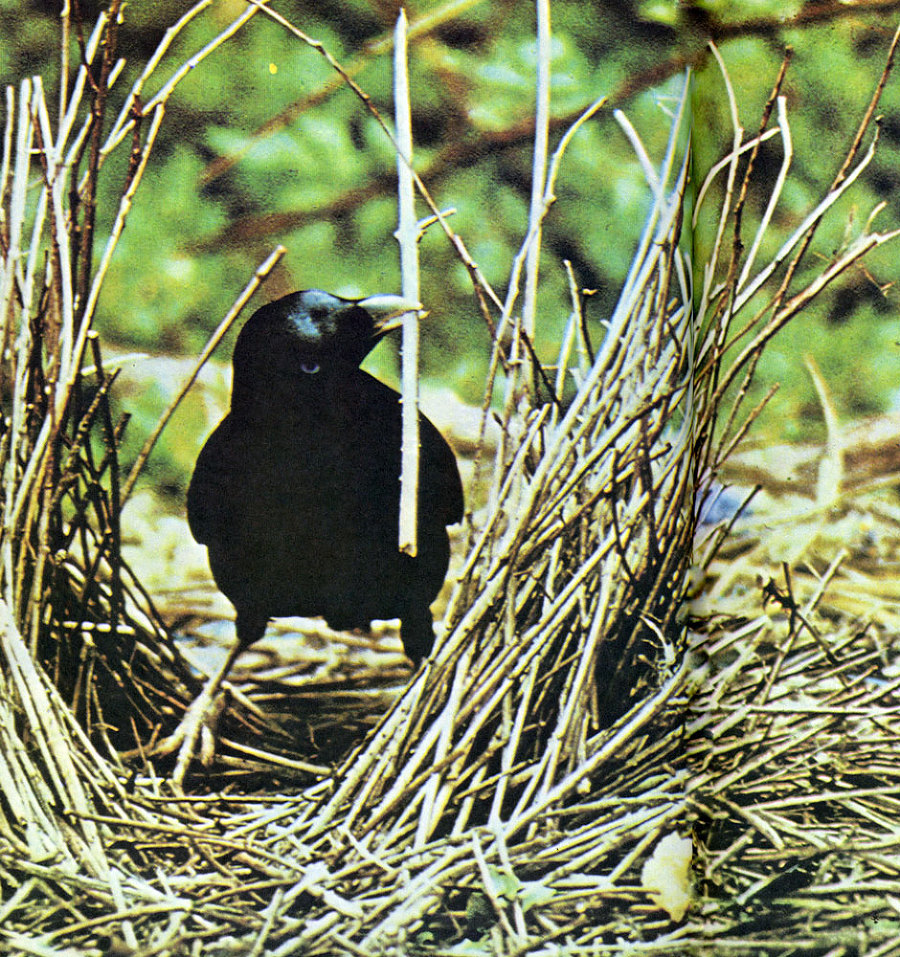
[151,683,230,788]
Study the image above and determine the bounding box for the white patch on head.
[288,290,342,344]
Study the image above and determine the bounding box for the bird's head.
[231,289,420,398]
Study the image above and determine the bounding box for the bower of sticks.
[3,7,900,956]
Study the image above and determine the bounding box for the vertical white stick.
[521,0,552,387]
[394,7,420,556]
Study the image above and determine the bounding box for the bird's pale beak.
[358,294,424,336]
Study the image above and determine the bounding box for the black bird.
[160,290,463,781]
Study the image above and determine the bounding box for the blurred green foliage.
[692,21,900,441]
[3,1,900,493]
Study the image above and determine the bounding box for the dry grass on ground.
[690,429,900,954]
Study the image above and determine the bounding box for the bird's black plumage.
[187,289,464,664]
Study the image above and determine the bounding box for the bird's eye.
[301,361,320,374]
[308,306,328,321]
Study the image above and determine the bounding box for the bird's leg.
[153,614,266,787]
[149,639,243,787]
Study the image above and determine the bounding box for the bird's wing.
[186,416,246,546]
[418,411,465,527]
[357,371,464,528]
